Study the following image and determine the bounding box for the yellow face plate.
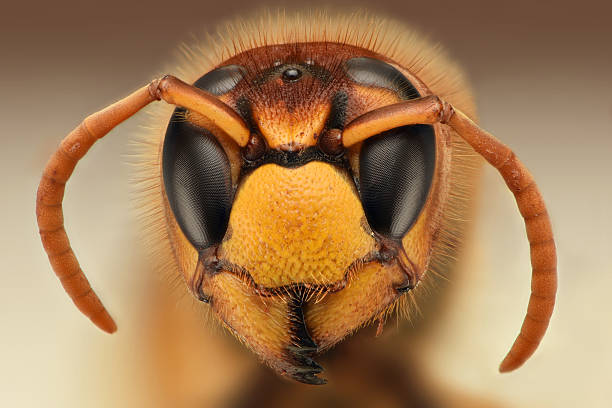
[219,162,376,289]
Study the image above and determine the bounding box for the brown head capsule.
[36,11,556,385]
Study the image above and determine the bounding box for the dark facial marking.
[325,91,349,131]
[235,96,256,131]
[240,146,349,176]
[344,57,420,100]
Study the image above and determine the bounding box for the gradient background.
[2,0,611,406]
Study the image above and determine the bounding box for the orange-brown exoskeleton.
[36,12,557,384]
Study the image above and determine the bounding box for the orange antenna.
[36,76,249,333]
[155,76,250,146]
[343,95,557,372]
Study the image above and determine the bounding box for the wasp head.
[161,43,451,384]
[39,12,554,386]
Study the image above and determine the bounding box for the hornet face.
[161,43,448,384]
[38,12,556,388]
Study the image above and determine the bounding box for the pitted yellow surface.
[219,162,376,288]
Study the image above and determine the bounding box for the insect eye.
[162,109,233,251]
[358,125,436,240]
[281,67,302,82]
[344,57,420,99]
[192,64,245,95]
[161,65,246,251]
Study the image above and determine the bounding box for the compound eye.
[192,64,245,95]
[162,109,233,251]
[344,57,420,100]
[359,125,436,240]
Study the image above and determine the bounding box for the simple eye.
[162,109,233,251]
[359,125,436,240]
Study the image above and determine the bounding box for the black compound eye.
[193,64,245,95]
[348,56,433,238]
[344,57,420,100]
[161,65,245,250]
[162,109,233,251]
[359,125,436,240]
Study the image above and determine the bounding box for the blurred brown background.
[2,0,611,406]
